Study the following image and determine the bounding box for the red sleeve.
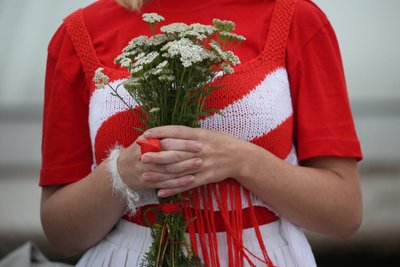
[40,24,93,186]
[287,0,363,162]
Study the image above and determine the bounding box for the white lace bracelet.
[107,147,140,215]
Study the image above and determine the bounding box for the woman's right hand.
[117,137,204,192]
[40,136,203,256]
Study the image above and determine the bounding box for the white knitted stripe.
[89,79,140,148]
[88,67,296,211]
[89,68,292,148]
[200,67,293,141]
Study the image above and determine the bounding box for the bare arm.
[40,162,126,256]
[40,139,202,256]
[142,126,363,240]
[234,143,362,240]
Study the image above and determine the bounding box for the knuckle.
[192,158,202,168]
[143,175,156,182]
[196,128,205,139]
[202,172,214,184]
[138,175,147,184]
[183,140,193,150]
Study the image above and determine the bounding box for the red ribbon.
[136,138,161,154]
[160,202,183,215]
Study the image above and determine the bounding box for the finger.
[154,175,195,190]
[159,158,202,174]
[140,170,197,183]
[136,134,146,141]
[141,150,197,164]
[139,157,202,175]
[143,125,200,140]
[160,138,202,152]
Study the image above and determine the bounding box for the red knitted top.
[40,0,362,187]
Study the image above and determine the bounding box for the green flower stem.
[105,14,244,267]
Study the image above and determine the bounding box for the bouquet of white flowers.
[94,13,244,267]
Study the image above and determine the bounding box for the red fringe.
[201,186,218,267]
[182,192,198,257]
[246,191,276,267]
[184,180,276,267]
[136,140,277,266]
[193,188,210,266]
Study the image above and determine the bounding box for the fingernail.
[158,190,166,197]
[144,130,152,138]
[194,158,202,166]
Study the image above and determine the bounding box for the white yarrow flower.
[180,30,207,40]
[149,60,169,75]
[130,65,144,74]
[147,34,168,46]
[157,60,169,69]
[134,52,146,61]
[213,18,235,32]
[120,58,132,68]
[133,51,160,68]
[123,36,148,52]
[220,32,246,42]
[209,41,226,59]
[149,107,160,113]
[160,23,189,34]
[114,55,124,65]
[124,77,142,89]
[226,51,241,65]
[158,75,175,82]
[190,23,216,35]
[161,38,211,67]
[221,63,234,74]
[93,67,109,88]
[142,13,164,24]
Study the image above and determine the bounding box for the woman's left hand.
[142,125,246,197]
[142,126,363,239]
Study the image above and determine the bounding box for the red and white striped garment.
[41,0,362,266]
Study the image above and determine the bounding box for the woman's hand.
[117,132,206,192]
[141,125,362,239]
[141,125,246,197]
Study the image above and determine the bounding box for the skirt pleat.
[76,219,299,267]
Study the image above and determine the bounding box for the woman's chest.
[88,67,294,164]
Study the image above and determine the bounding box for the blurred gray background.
[0,0,399,266]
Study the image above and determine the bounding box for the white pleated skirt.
[76,219,299,267]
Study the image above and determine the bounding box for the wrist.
[117,146,143,191]
[232,140,262,183]
[115,148,129,185]
[107,147,140,214]
[227,138,248,181]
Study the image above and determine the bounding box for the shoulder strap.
[64,9,101,84]
[263,0,297,64]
